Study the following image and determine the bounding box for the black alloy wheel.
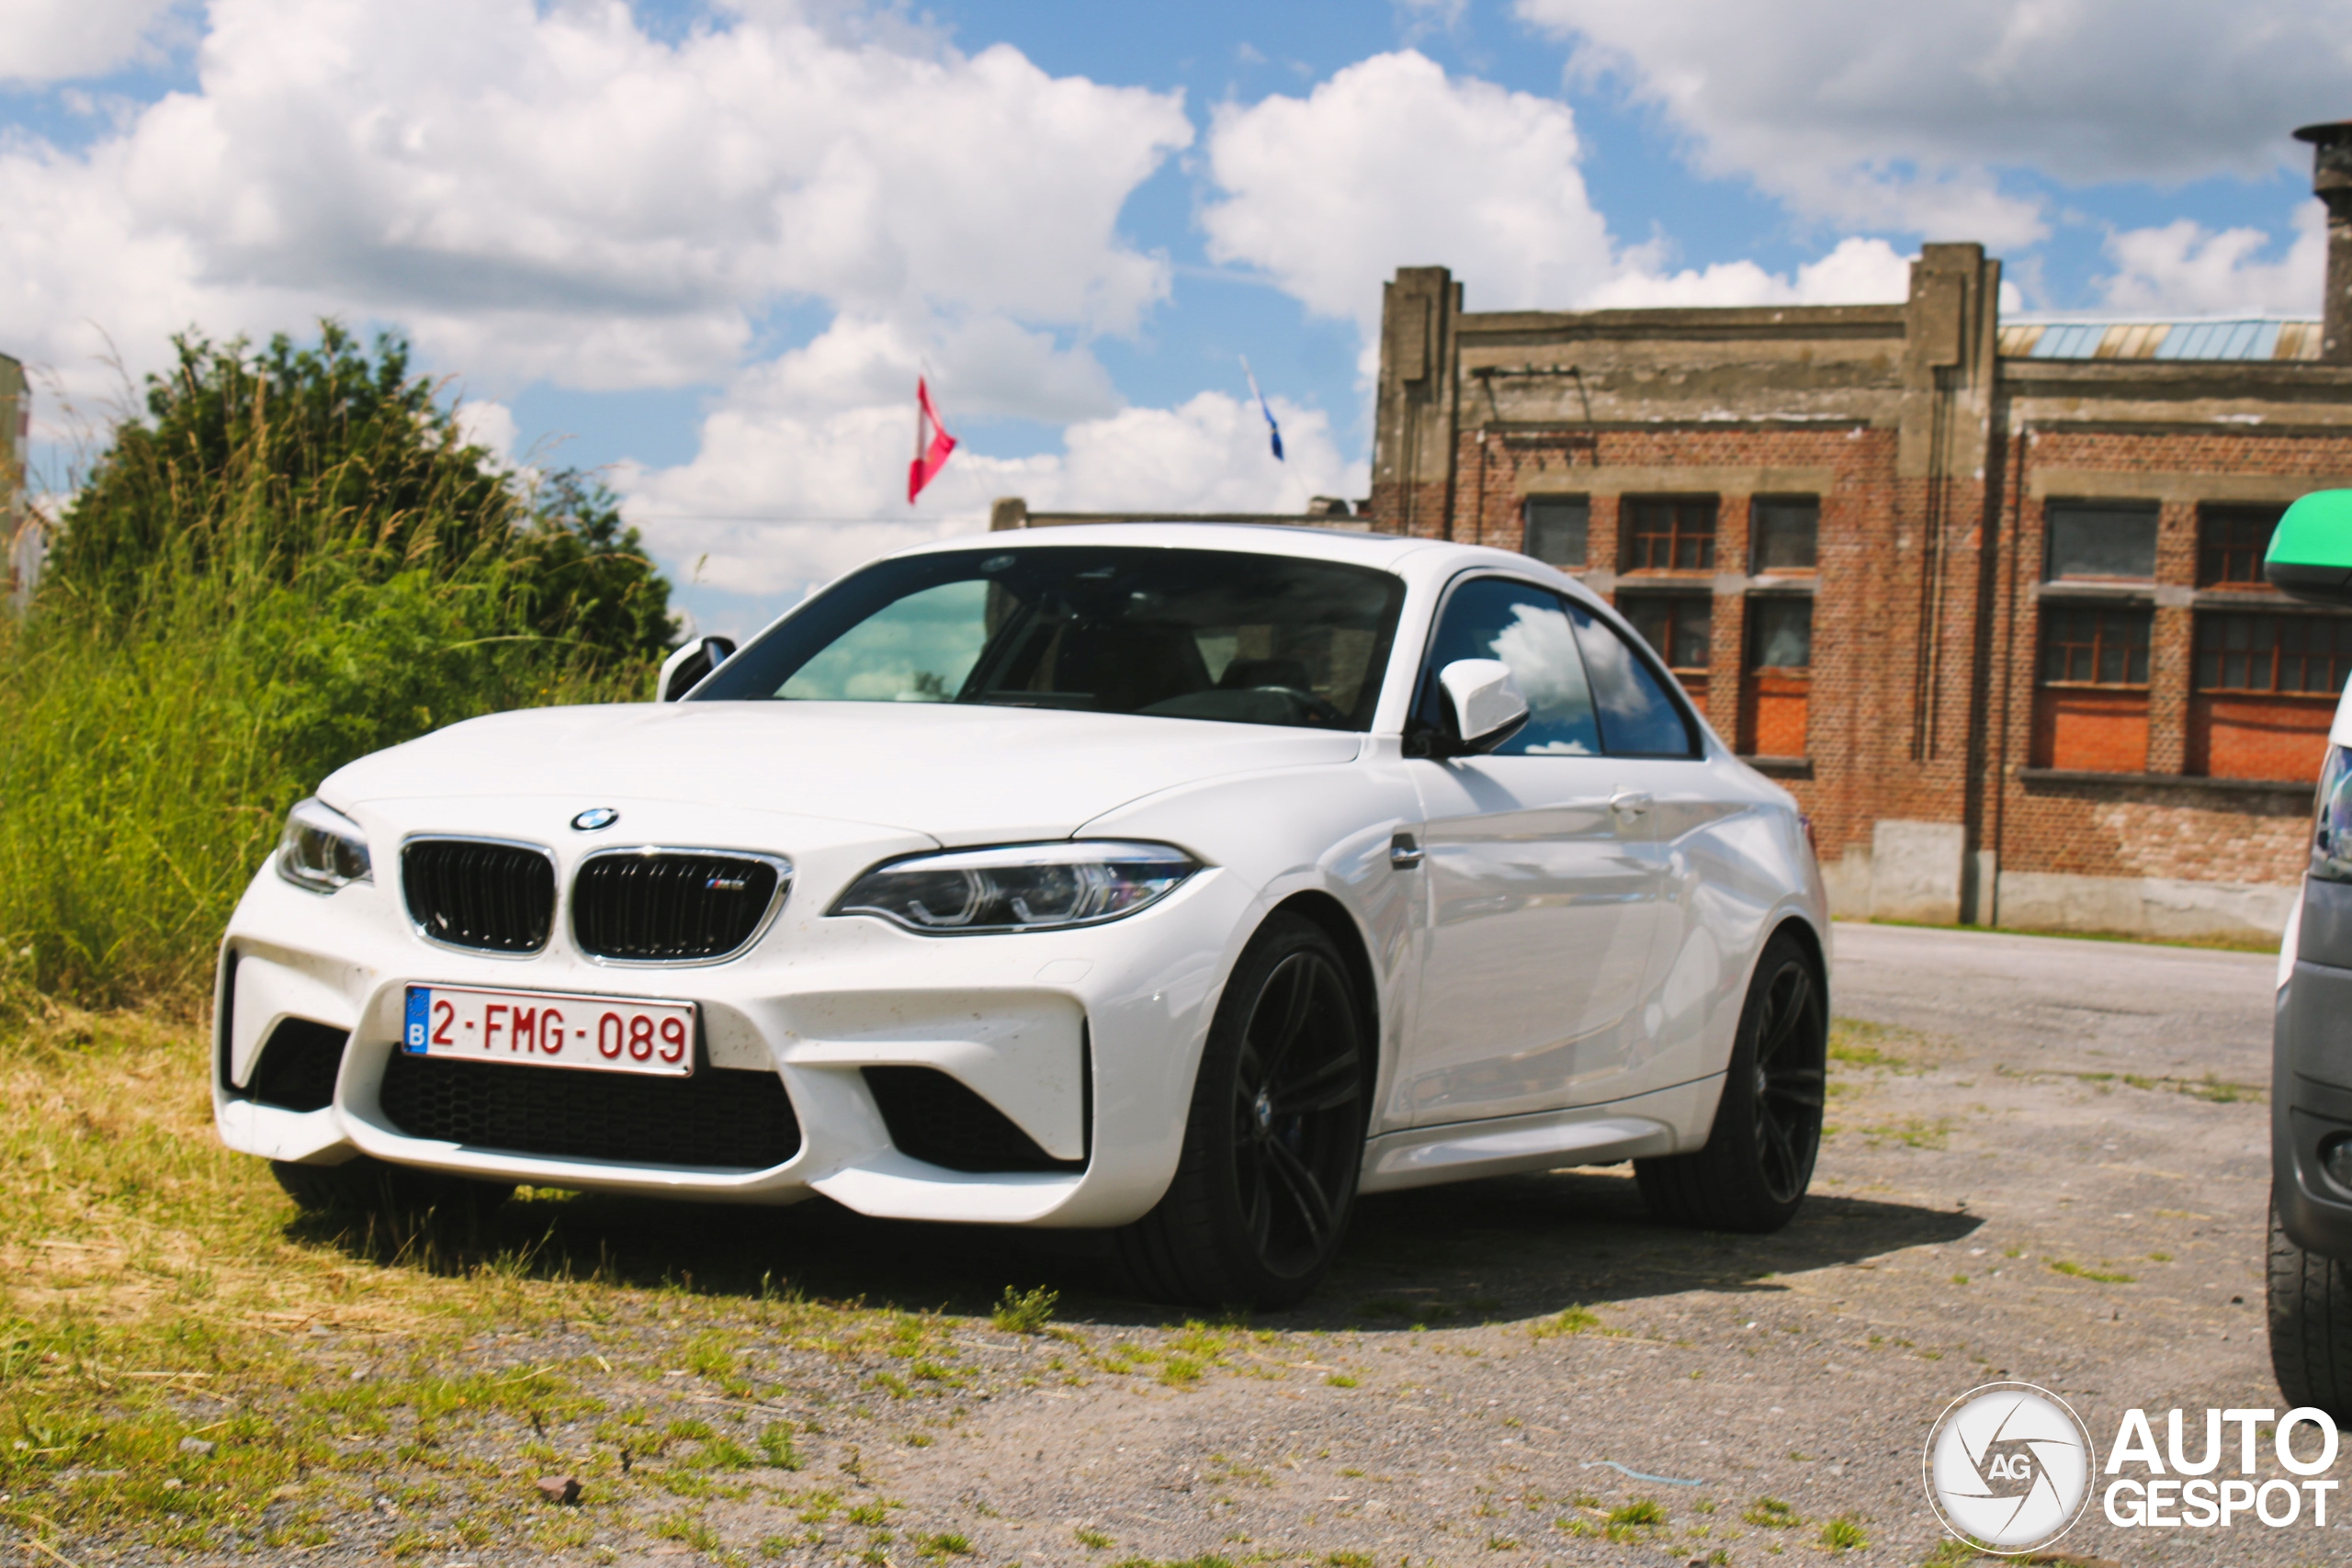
[1748,955,1826,1205]
[1635,928,1826,1233]
[1118,914,1370,1308]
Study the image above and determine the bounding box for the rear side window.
[1571,610,1700,757]
[1418,577,1699,759]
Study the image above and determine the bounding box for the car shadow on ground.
[290,1166,1979,1333]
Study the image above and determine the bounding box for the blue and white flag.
[1240,355,1283,462]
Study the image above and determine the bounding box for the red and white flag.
[907,376,957,503]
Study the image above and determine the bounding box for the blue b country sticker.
[403,986,430,1053]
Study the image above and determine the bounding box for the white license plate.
[401,985,696,1077]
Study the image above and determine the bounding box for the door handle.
[1389,832,1424,869]
[1609,789,1653,818]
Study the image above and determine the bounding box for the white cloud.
[1517,0,2352,242]
[0,0,1193,399]
[1200,51,1915,327]
[1203,52,1616,333]
[452,399,519,466]
[1588,236,1913,309]
[2096,204,2327,317]
[618,381,1356,599]
[0,0,182,84]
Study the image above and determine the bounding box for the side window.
[1570,610,1701,758]
[1419,578,1601,756]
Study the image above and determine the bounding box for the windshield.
[692,545,1408,731]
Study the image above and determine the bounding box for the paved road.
[1833,919,2278,1082]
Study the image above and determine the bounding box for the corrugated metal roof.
[1996,318,2321,361]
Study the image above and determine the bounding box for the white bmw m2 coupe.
[215,524,1830,1307]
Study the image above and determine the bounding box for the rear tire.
[2269,1193,2352,1422]
[1116,914,1369,1310]
[1635,927,1825,1234]
[272,1156,514,1224]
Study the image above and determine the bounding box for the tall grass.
[0,327,666,1013]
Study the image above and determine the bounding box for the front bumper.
[215,846,1255,1230]
[2275,958,2352,1258]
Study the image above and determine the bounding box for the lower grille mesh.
[379,1052,799,1169]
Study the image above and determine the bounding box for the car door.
[1403,575,1668,1125]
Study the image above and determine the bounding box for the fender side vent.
[250,1018,349,1112]
[863,1066,1084,1174]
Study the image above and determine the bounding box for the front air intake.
[379,1053,800,1170]
[864,1066,1084,1174]
[401,839,557,953]
[571,851,786,962]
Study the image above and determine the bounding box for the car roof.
[887,521,1586,597]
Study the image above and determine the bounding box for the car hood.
[320,701,1363,845]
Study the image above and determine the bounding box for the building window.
[2040,605,2150,685]
[1749,597,1812,670]
[2188,612,2352,782]
[1751,497,1819,573]
[1742,596,1812,759]
[1623,496,1717,571]
[2032,604,2152,773]
[1622,592,1713,697]
[2199,504,2284,588]
[2196,613,2352,694]
[2045,501,2157,581]
[1522,496,1589,569]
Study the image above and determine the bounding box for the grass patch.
[0,1010,970,1558]
[1528,1306,1604,1340]
[991,1284,1058,1335]
[1818,1515,1868,1551]
[1743,1496,1802,1529]
[2047,1259,2136,1284]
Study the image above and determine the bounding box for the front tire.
[1117,914,1369,1310]
[1635,927,1826,1233]
[2269,1193,2352,1421]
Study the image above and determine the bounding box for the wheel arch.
[1768,908,1829,996]
[1265,888,1385,1106]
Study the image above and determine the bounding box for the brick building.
[2,352,37,614]
[1357,126,2352,942]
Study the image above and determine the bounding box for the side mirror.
[657,636,737,702]
[2267,490,2352,604]
[1437,658,1530,756]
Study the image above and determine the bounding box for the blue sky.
[3,0,2343,636]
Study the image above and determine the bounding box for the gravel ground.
[58,921,2318,1566]
[707,921,2292,1568]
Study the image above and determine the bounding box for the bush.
[0,325,675,1012]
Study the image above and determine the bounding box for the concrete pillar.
[1368,268,1461,539]
[2294,120,2352,365]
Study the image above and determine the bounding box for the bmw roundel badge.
[571,807,620,832]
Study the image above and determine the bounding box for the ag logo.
[1924,1382,2096,1553]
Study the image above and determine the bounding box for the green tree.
[47,321,675,660]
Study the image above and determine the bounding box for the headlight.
[277,797,372,894]
[2317,747,2352,884]
[831,840,1199,933]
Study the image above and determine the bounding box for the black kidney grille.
[572,852,782,961]
[379,1052,800,1170]
[402,840,555,953]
